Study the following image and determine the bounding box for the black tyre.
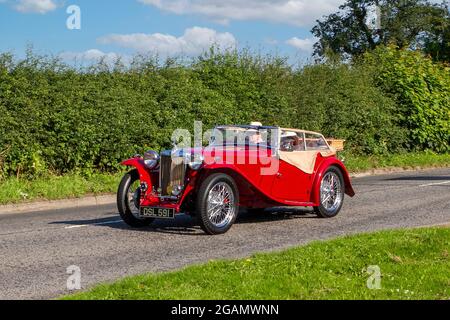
[117,169,154,228]
[314,166,345,218]
[196,173,239,235]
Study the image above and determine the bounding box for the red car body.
[121,145,355,213]
[118,125,355,234]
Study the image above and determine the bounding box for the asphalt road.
[0,168,449,300]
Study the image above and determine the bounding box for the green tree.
[312,0,449,61]
[365,46,450,153]
[422,2,450,63]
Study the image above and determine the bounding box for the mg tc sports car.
[117,124,355,235]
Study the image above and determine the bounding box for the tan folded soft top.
[279,150,335,174]
[279,128,337,174]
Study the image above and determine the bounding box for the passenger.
[280,132,297,151]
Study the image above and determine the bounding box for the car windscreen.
[209,127,278,149]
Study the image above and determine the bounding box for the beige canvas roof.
[280,150,336,174]
[279,129,336,174]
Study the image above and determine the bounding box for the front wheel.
[314,166,345,218]
[117,169,154,228]
[196,173,239,235]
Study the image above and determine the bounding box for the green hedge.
[0,48,447,178]
[365,46,450,153]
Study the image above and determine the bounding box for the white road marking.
[64,219,123,229]
[64,225,87,229]
[419,181,450,187]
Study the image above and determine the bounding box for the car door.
[271,150,316,202]
[271,130,326,202]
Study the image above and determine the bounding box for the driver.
[248,129,264,144]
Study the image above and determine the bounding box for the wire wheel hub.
[320,171,343,212]
[206,182,236,228]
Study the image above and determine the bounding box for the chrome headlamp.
[143,150,160,169]
[167,185,184,197]
[185,153,204,171]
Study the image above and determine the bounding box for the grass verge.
[343,152,450,172]
[63,227,450,300]
[0,172,122,205]
[0,152,448,205]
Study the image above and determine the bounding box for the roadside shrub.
[289,63,406,154]
[364,46,450,153]
[0,48,445,178]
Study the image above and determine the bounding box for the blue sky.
[0,0,350,63]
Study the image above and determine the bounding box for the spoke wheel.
[197,174,239,235]
[117,169,154,228]
[315,167,345,218]
[127,179,142,219]
[206,182,236,228]
[320,172,342,212]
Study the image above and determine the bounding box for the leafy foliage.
[0,48,447,178]
[423,2,450,63]
[289,62,406,154]
[365,46,450,152]
[312,0,449,62]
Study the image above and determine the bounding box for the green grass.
[343,152,450,172]
[0,152,448,206]
[63,227,450,300]
[0,173,122,205]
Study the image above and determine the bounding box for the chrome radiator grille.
[159,152,186,196]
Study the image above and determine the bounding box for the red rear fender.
[311,158,355,205]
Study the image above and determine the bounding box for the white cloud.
[98,27,237,56]
[14,0,57,14]
[286,37,317,52]
[138,0,344,26]
[60,49,123,64]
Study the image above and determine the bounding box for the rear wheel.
[117,169,154,228]
[196,173,239,235]
[314,166,345,218]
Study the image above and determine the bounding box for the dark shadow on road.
[49,207,317,236]
[49,216,119,226]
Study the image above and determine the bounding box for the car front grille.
[159,152,186,196]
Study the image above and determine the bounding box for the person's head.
[281,132,298,151]
[248,129,263,144]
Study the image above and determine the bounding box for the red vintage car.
[117,124,355,235]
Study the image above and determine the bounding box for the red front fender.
[311,158,355,205]
[121,158,153,189]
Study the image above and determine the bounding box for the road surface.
[0,168,449,300]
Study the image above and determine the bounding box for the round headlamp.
[168,185,184,197]
[143,150,160,169]
[186,153,204,171]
